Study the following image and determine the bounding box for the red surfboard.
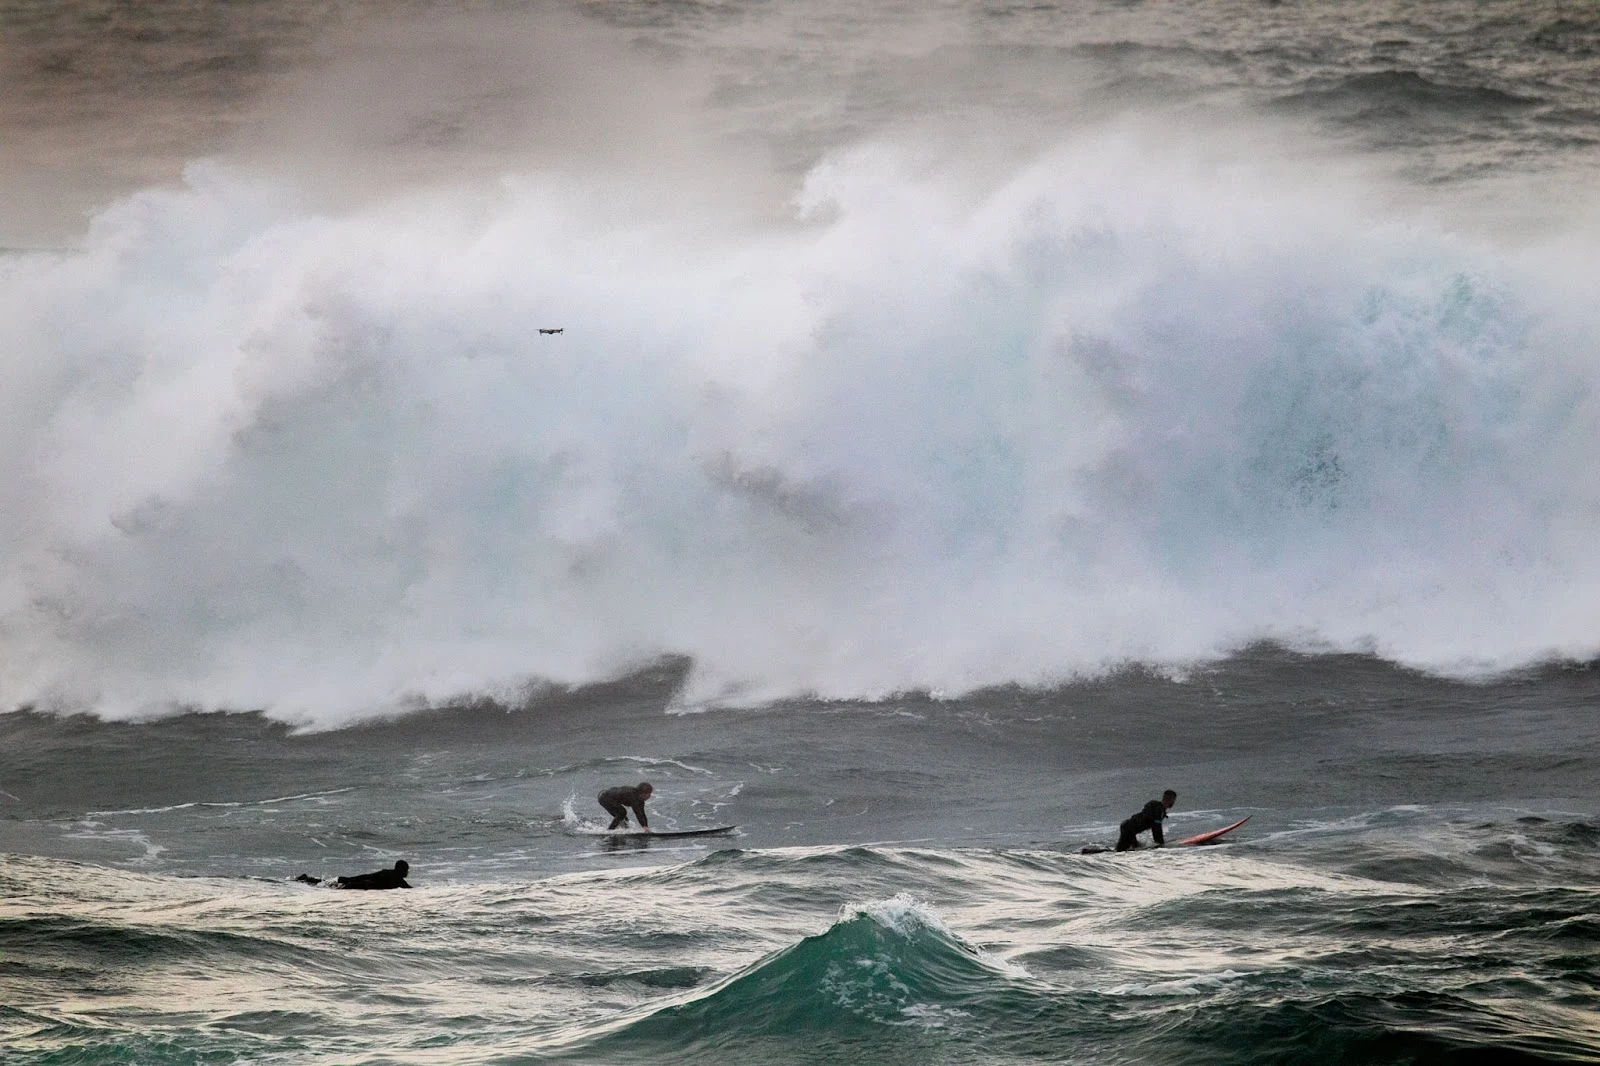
[1174,816,1250,847]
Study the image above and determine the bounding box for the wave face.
[3,0,1600,722]
[598,897,1032,1050]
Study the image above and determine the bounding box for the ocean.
[1,1,1598,1062]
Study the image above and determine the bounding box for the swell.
[1276,69,1544,118]
[569,897,1041,1060]
[0,911,338,973]
[1164,992,1600,1066]
[566,874,1600,1065]
[3,833,1596,1065]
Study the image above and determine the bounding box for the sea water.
[1,1,1597,1063]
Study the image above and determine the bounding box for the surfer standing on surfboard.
[598,782,653,831]
[1115,790,1177,851]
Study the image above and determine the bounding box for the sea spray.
[3,130,1599,722]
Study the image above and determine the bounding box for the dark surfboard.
[607,825,737,839]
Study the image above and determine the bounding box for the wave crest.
[584,894,1028,1055]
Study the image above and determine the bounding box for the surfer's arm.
[632,802,649,829]
[1151,821,1165,846]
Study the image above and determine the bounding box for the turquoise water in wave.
[3,811,1596,1065]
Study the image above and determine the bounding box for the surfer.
[295,860,412,889]
[597,782,652,831]
[1115,790,1176,851]
[338,860,412,889]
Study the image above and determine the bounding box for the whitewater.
[1,1,1597,1063]
[2,2,1599,722]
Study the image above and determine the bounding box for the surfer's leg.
[1114,822,1138,852]
[600,798,629,829]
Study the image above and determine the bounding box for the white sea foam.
[83,787,354,817]
[3,120,1599,724]
[854,893,952,938]
[62,824,167,865]
[852,893,1034,980]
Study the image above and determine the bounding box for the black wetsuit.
[598,786,650,830]
[1115,800,1168,852]
[336,865,411,890]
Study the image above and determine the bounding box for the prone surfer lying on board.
[1115,790,1176,851]
[293,860,412,889]
[598,782,653,831]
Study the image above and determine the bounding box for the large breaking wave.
[3,128,1600,722]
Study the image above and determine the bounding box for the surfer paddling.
[294,860,412,889]
[1116,790,1176,851]
[598,782,652,831]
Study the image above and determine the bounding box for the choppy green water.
[4,811,1597,1065]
